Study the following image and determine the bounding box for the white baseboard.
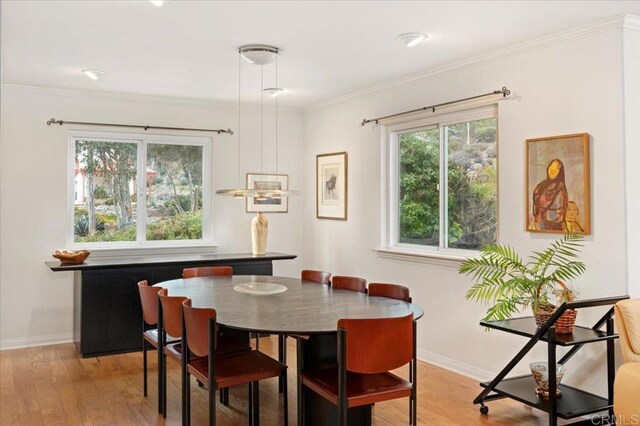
[0,333,74,351]
[417,349,495,382]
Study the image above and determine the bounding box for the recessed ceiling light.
[264,88,284,98]
[149,0,164,6]
[81,69,104,80]
[397,33,428,47]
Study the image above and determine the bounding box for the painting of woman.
[526,133,590,234]
[532,159,568,231]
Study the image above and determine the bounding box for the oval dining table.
[157,275,424,425]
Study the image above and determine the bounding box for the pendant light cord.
[260,64,264,176]
[275,55,279,176]
[237,51,242,188]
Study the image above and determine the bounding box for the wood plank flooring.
[0,337,550,425]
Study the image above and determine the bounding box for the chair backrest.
[331,276,367,293]
[182,299,217,358]
[138,280,163,326]
[615,300,640,363]
[338,314,414,374]
[183,266,233,278]
[301,269,331,285]
[368,283,412,303]
[158,289,188,338]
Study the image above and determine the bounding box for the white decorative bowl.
[530,362,566,397]
[233,282,287,296]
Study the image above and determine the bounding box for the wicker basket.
[533,279,577,334]
[534,308,577,334]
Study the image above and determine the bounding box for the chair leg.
[252,381,260,426]
[224,388,229,406]
[278,335,286,394]
[248,383,253,426]
[209,388,216,426]
[162,354,167,418]
[282,369,288,426]
[338,399,347,426]
[182,371,190,426]
[158,343,163,414]
[143,339,148,397]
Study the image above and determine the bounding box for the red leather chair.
[331,276,367,293]
[368,283,412,302]
[138,280,178,413]
[300,314,417,425]
[181,299,288,425]
[158,290,249,417]
[301,269,331,285]
[182,266,233,278]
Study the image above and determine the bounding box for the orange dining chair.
[138,280,179,413]
[301,269,332,285]
[182,266,233,278]
[368,283,412,303]
[331,276,367,293]
[158,290,250,417]
[181,299,288,425]
[299,314,417,425]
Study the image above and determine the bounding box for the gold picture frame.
[246,173,289,213]
[526,133,590,234]
[316,152,348,220]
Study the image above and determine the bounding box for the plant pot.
[534,307,577,334]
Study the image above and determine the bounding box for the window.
[386,106,498,255]
[69,131,212,248]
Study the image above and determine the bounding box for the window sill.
[76,244,219,259]
[374,247,473,267]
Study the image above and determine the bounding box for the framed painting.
[526,133,590,234]
[246,173,288,213]
[316,152,348,220]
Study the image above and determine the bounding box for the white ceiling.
[3,1,640,108]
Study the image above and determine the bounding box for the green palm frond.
[461,233,585,323]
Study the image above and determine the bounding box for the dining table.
[158,274,424,425]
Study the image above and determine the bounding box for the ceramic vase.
[251,212,268,255]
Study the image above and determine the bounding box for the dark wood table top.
[46,252,296,271]
[158,275,424,335]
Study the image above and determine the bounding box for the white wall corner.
[623,14,640,31]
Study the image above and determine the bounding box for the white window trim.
[378,105,499,263]
[67,130,214,250]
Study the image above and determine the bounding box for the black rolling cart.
[474,295,629,426]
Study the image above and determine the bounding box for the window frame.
[67,130,213,249]
[382,105,499,259]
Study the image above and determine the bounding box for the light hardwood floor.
[0,336,550,425]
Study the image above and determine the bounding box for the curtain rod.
[360,87,511,126]
[46,118,234,135]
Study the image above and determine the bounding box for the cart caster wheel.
[480,405,489,415]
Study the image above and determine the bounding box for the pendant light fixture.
[216,45,299,255]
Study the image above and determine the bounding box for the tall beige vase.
[251,212,268,256]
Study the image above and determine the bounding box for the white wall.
[303,26,631,393]
[623,23,640,298]
[0,86,304,348]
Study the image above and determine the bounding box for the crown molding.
[306,13,634,112]
[0,83,302,113]
[623,14,640,31]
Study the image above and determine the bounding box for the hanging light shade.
[216,45,299,199]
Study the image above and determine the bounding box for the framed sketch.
[526,133,590,234]
[246,173,288,213]
[316,152,348,220]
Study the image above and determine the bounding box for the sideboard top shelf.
[45,252,297,272]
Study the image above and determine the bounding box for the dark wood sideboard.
[45,252,297,357]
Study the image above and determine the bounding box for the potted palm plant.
[459,233,585,334]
